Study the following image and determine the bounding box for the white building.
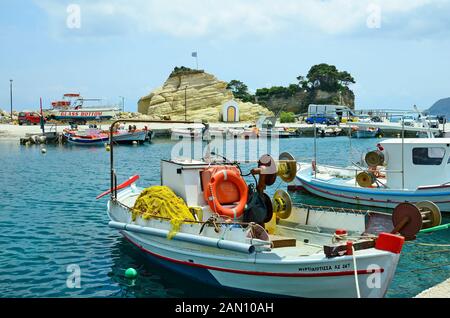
[222,100,239,122]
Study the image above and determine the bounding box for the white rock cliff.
[138,70,272,122]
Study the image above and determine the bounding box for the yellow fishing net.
[132,186,195,239]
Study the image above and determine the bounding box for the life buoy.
[206,170,248,219]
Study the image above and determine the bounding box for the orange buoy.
[205,169,248,219]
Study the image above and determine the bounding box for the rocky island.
[138,67,273,122]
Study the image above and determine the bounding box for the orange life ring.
[206,170,248,219]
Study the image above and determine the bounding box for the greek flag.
[192,52,197,57]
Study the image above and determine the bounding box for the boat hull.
[296,166,450,212]
[66,135,109,146]
[113,130,147,144]
[108,197,399,298]
[352,130,378,138]
[120,230,397,298]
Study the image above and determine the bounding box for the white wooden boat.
[112,129,147,144]
[64,128,109,146]
[64,127,147,145]
[171,128,203,139]
[351,127,380,139]
[97,120,430,298]
[294,138,450,212]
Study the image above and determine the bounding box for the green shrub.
[280,112,296,123]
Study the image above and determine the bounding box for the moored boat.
[351,127,380,138]
[98,120,433,298]
[294,138,450,212]
[47,93,120,124]
[171,128,203,139]
[64,127,109,146]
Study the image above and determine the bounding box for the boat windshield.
[412,147,445,165]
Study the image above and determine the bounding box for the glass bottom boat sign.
[51,108,119,120]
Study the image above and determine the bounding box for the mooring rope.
[406,242,450,247]
[351,246,361,298]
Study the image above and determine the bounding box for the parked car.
[356,115,371,122]
[18,112,45,126]
[370,116,383,123]
[306,115,338,126]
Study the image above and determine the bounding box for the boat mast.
[401,116,405,190]
[314,119,317,178]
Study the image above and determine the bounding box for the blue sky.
[1,0,450,112]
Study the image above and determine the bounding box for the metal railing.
[108,120,207,200]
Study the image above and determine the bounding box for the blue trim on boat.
[298,174,450,197]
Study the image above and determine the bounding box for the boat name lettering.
[298,263,351,272]
[60,111,103,117]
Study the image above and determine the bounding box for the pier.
[415,278,450,298]
[4,120,450,144]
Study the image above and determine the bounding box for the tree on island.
[227,80,254,102]
[297,63,355,92]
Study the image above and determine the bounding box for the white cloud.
[35,0,450,39]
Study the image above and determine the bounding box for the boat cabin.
[381,138,450,189]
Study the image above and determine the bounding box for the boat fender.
[333,229,348,243]
[346,241,353,255]
[375,233,405,254]
[243,185,273,224]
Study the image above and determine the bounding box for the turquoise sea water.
[0,137,448,298]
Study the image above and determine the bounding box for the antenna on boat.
[401,115,405,189]
[313,119,317,178]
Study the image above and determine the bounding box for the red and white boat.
[48,93,120,124]
[97,120,435,298]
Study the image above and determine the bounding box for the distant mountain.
[428,97,450,118]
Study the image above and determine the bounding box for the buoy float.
[105,144,111,152]
[132,141,138,146]
[41,148,47,154]
[125,267,138,279]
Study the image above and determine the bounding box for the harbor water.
[0,137,449,298]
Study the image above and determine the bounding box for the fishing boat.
[294,138,450,212]
[203,127,229,140]
[97,120,434,298]
[351,126,380,139]
[64,128,109,146]
[171,128,203,139]
[64,125,148,145]
[317,127,342,137]
[258,127,301,138]
[226,127,259,139]
[47,93,120,124]
[111,124,148,144]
